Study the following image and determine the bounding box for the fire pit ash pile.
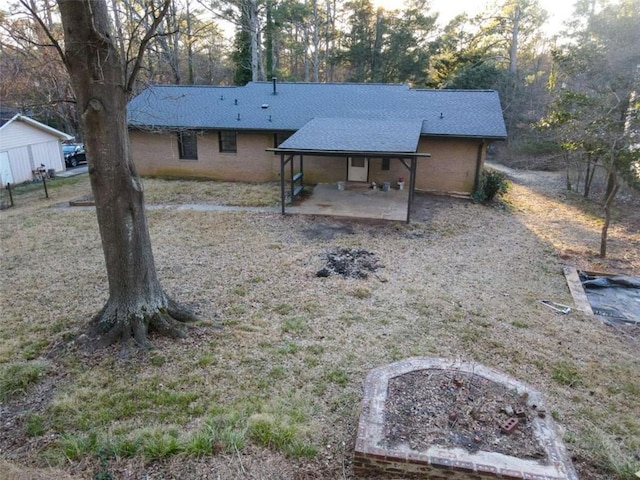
[316,247,382,279]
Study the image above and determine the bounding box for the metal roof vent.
[237,113,241,121]
[261,104,269,109]
[234,99,238,105]
[272,77,278,95]
[439,112,444,119]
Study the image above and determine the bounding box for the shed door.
[347,157,368,182]
[0,152,14,185]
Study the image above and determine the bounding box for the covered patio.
[286,182,410,221]
[268,117,431,223]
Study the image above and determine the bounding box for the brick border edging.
[354,357,579,480]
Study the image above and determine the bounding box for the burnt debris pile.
[317,247,382,279]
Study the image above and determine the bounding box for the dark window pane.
[351,157,365,168]
[219,131,237,152]
[178,131,198,160]
[382,158,390,170]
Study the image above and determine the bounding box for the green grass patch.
[273,303,294,315]
[247,413,315,458]
[281,316,309,335]
[49,377,202,430]
[140,429,181,460]
[21,339,50,360]
[276,341,300,355]
[552,361,583,387]
[325,368,349,386]
[46,399,316,463]
[197,353,216,367]
[8,175,86,198]
[149,354,166,367]
[0,361,46,401]
[25,413,47,437]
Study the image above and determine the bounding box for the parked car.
[62,143,86,167]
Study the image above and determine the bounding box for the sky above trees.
[374,0,573,34]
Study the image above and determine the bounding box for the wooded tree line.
[1,0,551,98]
[1,0,638,195]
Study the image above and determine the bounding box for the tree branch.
[125,0,172,93]
[19,0,68,69]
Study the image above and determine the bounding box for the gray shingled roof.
[127,82,507,139]
[279,117,423,153]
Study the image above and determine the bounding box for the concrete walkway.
[57,183,409,221]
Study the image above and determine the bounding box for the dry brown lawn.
[0,168,638,480]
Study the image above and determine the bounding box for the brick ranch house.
[126,81,507,197]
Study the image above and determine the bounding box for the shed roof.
[127,82,507,139]
[0,114,73,140]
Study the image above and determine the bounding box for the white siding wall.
[6,147,34,184]
[0,121,59,149]
[0,119,68,183]
[30,141,65,172]
[0,151,13,185]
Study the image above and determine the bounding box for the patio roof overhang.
[267,118,431,223]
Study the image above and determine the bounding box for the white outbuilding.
[0,114,73,186]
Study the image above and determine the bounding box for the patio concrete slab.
[287,183,409,221]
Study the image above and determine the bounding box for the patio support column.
[290,153,294,194]
[280,153,286,214]
[406,156,417,223]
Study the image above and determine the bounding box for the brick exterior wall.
[130,130,278,182]
[129,130,487,194]
[415,137,484,194]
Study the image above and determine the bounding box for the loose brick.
[501,417,519,434]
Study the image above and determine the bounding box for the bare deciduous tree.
[24,0,199,349]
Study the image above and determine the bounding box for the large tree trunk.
[58,0,197,349]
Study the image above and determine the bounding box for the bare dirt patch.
[384,369,546,460]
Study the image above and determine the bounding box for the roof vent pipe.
[272,77,277,95]
[237,113,241,121]
[439,112,444,119]
[234,99,238,105]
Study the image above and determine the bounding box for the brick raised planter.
[354,358,578,480]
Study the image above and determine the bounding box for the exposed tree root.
[84,294,199,351]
